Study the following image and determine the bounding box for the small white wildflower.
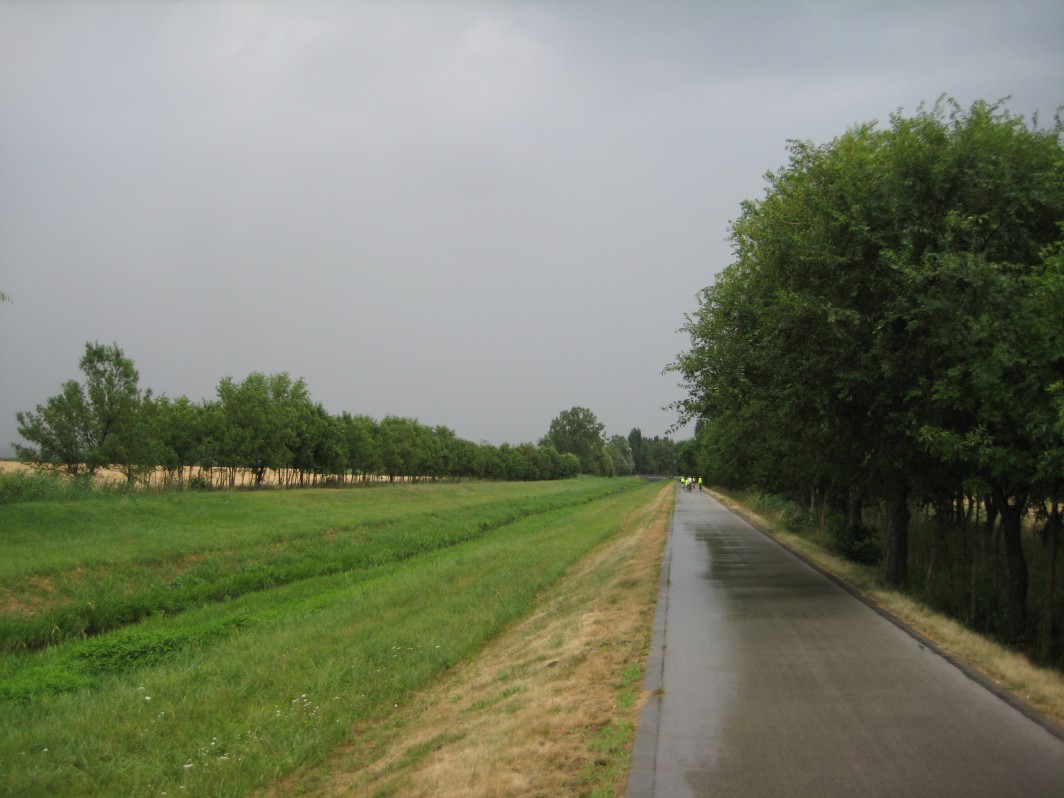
[144,696,152,701]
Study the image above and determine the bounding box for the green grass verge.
[582,661,645,797]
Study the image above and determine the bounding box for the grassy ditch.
[0,478,634,653]
[0,477,665,797]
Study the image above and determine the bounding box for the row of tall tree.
[671,99,1064,645]
[15,344,587,485]
[628,428,681,475]
[537,406,679,476]
[15,347,682,487]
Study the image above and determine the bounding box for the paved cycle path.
[627,488,1064,797]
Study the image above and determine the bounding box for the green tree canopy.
[671,98,1064,640]
[16,342,148,478]
[607,435,635,476]
[540,407,608,474]
[215,372,311,486]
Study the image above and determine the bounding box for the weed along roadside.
[0,477,671,797]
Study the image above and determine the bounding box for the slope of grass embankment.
[0,477,669,797]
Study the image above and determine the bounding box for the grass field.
[0,477,670,797]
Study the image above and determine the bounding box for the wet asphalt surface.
[626,487,1064,797]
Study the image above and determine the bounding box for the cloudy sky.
[1,1,1062,456]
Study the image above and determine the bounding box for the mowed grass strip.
[0,478,662,798]
[0,478,634,651]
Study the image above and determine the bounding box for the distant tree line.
[538,406,679,477]
[14,348,684,487]
[671,99,1064,650]
[627,428,680,475]
[14,343,585,486]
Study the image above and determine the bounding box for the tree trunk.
[885,480,910,586]
[969,496,988,626]
[1041,504,1061,661]
[994,488,1029,644]
[926,536,937,596]
[926,507,949,597]
[849,490,865,534]
[811,484,826,532]
[981,494,996,533]
[960,494,970,564]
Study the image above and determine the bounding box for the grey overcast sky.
[1,1,1062,456]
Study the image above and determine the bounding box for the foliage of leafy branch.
[670,98,1064,642]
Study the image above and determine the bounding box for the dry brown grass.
[263,483,673,798]
[1,459,402,488]
[0,575,57,616]
[0,458,127,484]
